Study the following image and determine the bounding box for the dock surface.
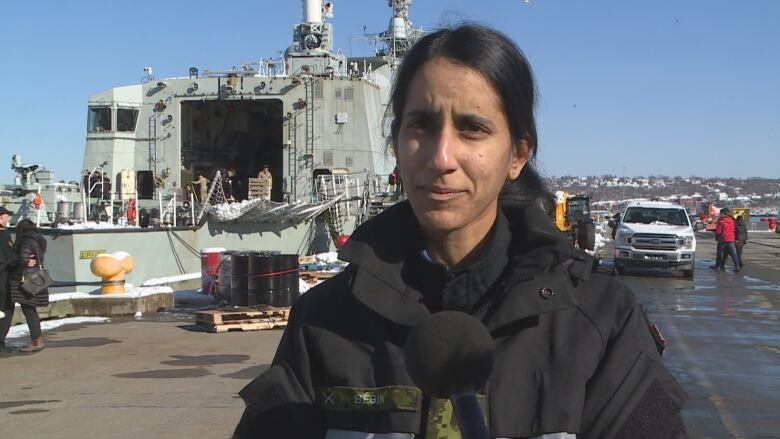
[2,232,779,438]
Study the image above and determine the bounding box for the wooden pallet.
[196,306,290,333]
[247,177,271,200]
[300,270,338,281]
[205,318,288,333]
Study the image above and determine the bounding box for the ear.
[507,138,530,180]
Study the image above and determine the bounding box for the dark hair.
[389,24,552,210]
[14,219,37,235]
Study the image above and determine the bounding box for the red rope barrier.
[247,267,300,279]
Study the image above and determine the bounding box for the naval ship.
[0,0,423,290]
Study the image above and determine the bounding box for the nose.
[427,125,457,174]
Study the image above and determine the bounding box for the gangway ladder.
[287,111,301,200]
[304,76,318,159]
[148,114,159,176]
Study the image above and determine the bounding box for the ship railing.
[313,172,399,203]
[201,58,288,79]
[314,174,364,219]
[75,186,196,228]
[367,174,399,196]
[156,189,197,228]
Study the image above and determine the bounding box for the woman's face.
[395,57,527,237]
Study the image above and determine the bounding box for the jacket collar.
[339,202,429,327]
[405,207,511,313]
[339,201,578,329]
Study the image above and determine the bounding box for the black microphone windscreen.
[404,311,495,398]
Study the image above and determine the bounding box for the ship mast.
[293,0,334,54]
[385,0,417,59]
[286,1,345,76]
[364,1,424,69]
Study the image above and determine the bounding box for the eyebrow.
[455,113,495,131]
[403,109,496,130]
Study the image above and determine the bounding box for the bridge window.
[117,108,139,132]
[88,106,111,132]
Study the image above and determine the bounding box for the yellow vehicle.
[554,191,596,250]
[731,207,750,222]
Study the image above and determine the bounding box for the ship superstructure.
[0,1,423,290]
[82,0,419,213]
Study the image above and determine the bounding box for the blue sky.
[1,0,778,182]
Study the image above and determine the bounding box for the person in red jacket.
[711,208,741,272]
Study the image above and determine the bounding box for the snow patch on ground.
[7,317,110,340]
[585,233,608,256]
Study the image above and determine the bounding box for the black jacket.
[9,231,49,307]
[735,219,748,243]
[235,201,687,438]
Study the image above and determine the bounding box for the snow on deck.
[56,221,140,230]
[48,285,173,302]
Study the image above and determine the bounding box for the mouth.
[419,186,465,201]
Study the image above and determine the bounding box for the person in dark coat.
[101,172,112,200]
[233,25,687,439]
[734,215,748,268]
[0,219,49,352]
[610,211,621,240]
[0,206,18,332]
[223,168,240,202]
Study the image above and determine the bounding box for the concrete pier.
[1,232,779,438]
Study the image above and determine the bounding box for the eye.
[406,117,430,131]
[459,121,490,137]
[461,122,484,132]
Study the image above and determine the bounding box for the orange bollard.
[90,252,135,294]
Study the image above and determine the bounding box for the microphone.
[404,311,495,439]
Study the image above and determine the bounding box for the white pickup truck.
[614,201,696,278]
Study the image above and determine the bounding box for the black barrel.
[149,208,162,228]
[217,251,235,302]
[138,208,150,228]
[278,254,300,307]
[247,251,281,306]
[230,252,250,307]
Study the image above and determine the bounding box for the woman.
[734,215,748,268]
[234,25,687,438]
[0,219,49,352]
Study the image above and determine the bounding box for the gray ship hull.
[41,217,340,293]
